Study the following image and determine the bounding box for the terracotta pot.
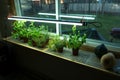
[72,48,79,56]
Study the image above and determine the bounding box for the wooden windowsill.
[3,37,120,77]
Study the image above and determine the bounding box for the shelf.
[3,37,120,79]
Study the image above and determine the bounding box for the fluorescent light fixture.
[58,21,82,26]
[38,13,56,16]
[60,15,95,20]
[8,17,83,26]
[38,13,95,20]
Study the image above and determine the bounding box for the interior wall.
[0,0,11,38]
[6,41,119,80]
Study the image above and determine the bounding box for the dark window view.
[60,0,120,45]
[18,0,120,45]
[20,0,55,18]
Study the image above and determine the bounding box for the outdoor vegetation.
[48,35,67,53]
[95,14,120,42]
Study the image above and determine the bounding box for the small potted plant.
[48,35,66,53]
[12,28,29,43]
[28,25,49,48]
[12,20,26,33]
[12,20,26,39]
[67,25,86,56]
[18,28,30,43]
[29,35,48,48]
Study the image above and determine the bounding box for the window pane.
[15,0,120,45]
[20,0,55,18]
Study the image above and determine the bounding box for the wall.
[36,3,120,13]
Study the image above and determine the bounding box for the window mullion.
[55,0,61,35]
[14,0,21,16]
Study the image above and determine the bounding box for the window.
[20,0,55,17]
[9,0,120,47]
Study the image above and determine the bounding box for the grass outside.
[59,14,120,43]
[25,13,120,43]
[95,14,120,42]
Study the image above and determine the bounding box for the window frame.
[11,0,120,51]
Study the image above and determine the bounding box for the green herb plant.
[48,35,67,53]
[12,20,26,33]
[67,25,86,55]
[27,24,49,48]
[12,20,26,39]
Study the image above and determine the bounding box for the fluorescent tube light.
[8,17,83,26]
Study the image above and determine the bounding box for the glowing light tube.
[8,16,83,26]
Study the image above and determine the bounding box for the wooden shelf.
[3,37,120,79]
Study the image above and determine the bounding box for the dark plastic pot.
[57,47,63,53]
[72,48,79,56]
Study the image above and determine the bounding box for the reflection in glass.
[20,0,55,17]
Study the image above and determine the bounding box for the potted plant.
[12,20,26,39]
[28,35,48,48]
[18,28,30,43]
[28,25,49,48]
[12,20,26,33]
[48,35,66,53]
[67,25,86,56]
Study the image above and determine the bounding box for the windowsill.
[83,39,120,58]
[3,37,120,77]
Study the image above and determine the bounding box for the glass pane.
[61,0,120,45]
[20,0,55,18]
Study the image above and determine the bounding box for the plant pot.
[32,41,37,47]
[72,48,79,56]
[20,37,28,43]
[23,38,28,43]
[39,43,46,48]
[57,47,63,53]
